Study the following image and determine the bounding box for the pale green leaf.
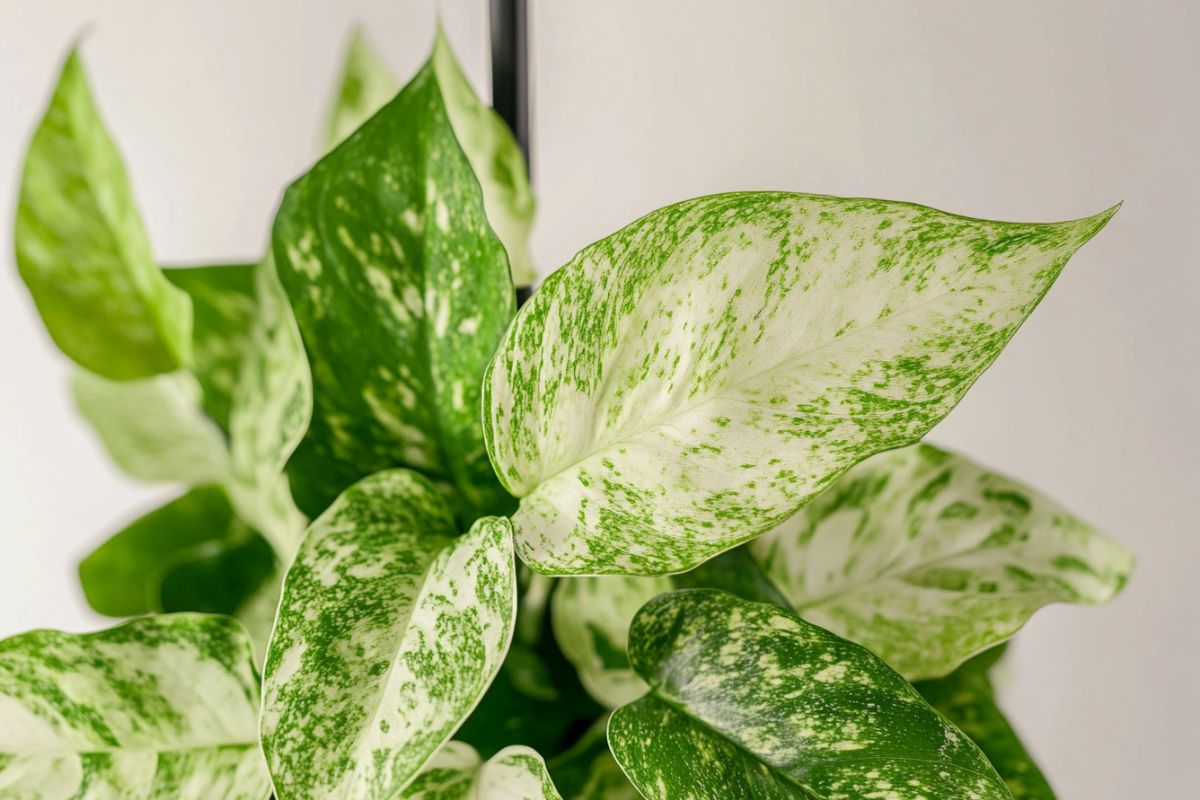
[551,576,670,708]
[751,443,1133,678]
[324,27,397,150]
[226,255,311,554]
[14,47,192,380]
[484,193,1117,575]
[163,263,259,434]
[78,484,272,618]
[433,29,537,286]
[916,646,1056,800]
[261,470,517,800]
[0,614,270,799]
[401,741,563,799]
[608,590,1011,800]
[274,55,516,524]
[72,369,229,485]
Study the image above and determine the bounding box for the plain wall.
[1,1,1195,796]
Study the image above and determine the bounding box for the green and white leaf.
[261,470,517,800]
[916,646,1055,800]
[226,255,311,554]
[751,443,1133,678]
[433,29,537,286]
[551,576,670,708]
[484,192,1117,575]
[15,47,192,380]
[324,27,398,150]
[402,741,562,799]
[163,263,259,434]
[274,54,515,523]
[0,614,270,799]
[72,369,229,486]
[79,484,273,618]
[608,589,1011,800]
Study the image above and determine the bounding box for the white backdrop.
[2,1,1195,796]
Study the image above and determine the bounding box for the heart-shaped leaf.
[609,590,1011,799]
[916,646,1055,799]
[484,193,1116,575]
[15,47,192,380]
[401,741,562,799]
[261,470,517,800]
[751,443,1132,678]
[0,614,270,799]
[274,49,515,523]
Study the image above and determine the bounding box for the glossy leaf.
[0,615,270,799]
[433,29,537,286]
[325,27,398,149]
[72,369,229,485]
[274,55,515,523]
[14,48,192,380]
[261,470,517,800]
[79,484,272,618]
[609,590,1011,799]
[751,443,1133,678]
[163,263,259,434]
[402,741,562,799]
[916,646,1055,799]
[484,193,1117,575]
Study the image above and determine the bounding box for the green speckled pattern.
[14,48,192,381]
[163,264,259,435]
[751,443,1133,678]
[401,742,563,799]
[324,27,398,150]
[551,576,670,708]
[260,470,517,800]
[916,647,1055,800]
[0,614,269,799]
[433,31,538,287]
[72,370,230,486]
[274,59,515,522]
[608,590,1011,800]
[484,192,1117,575]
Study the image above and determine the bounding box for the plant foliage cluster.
[3,27,1131,800]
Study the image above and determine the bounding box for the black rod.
[489,0,530,170]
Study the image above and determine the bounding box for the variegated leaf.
[325,27,398,150]
[72,369,230,486]
[402,741,562,799]
[14,47,192,380]
[609,590,1011,800]
[274,53,515,524]
[433,29,537,286]
[547,718,639,800]
[484,193,1117,575]
[0,614,270,799]
[551,576,670,708]
[261,470,517,800]
[916,646,1055,800]
[226,255,311,554]
[751,443,1133,678]
[163,263,259,434]
[79,484,273,619]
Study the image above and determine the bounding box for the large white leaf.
[0,614,269,799]
[261,470,517,800]
[752,443,1132,678]
[484,193,1117,575]
[401,741,562,799]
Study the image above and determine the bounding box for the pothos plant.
[3,26,1132,800]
